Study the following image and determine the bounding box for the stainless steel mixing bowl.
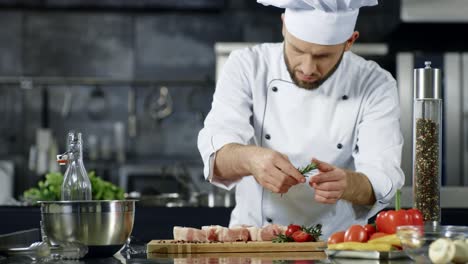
[39,200,136,258]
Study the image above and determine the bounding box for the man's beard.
[285,51,344,90]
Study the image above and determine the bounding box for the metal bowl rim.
[39,200,138,214]
[38,200,138,203]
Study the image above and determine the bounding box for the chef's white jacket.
[197,43,405,238]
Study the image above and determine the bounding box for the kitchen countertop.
[2,205,468,243]
[0,251,417,264]
[0,204,465,263]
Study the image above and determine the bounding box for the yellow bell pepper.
[327,242,394,252]
[368,234,401,247]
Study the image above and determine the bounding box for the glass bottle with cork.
[57,131,92,201]
[412,61,442,225]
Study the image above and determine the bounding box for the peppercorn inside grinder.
[412,61,442,225]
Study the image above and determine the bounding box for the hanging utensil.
[87,85,108,121]
[61,87,73,118]
[128,87,137,138]
[146,86,173,123]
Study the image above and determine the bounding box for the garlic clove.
[452,239,468,263]
[429,238,455,264]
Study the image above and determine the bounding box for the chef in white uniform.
[198,0,405,239]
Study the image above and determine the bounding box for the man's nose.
[300,55,318,76]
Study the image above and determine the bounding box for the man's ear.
[344,31,359,51]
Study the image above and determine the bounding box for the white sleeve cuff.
[357,163,402,204]
[200,132,246,191]
[206,152,240,191]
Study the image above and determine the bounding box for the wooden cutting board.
[147,240,327,254]
[148,251,327,260]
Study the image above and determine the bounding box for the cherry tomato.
[369,232,389,240]
[292,230,313,242]
[327,231,345,244]
[344,225,368,243]
[407,208,424,225]
[285,224,302,237]
[364,224,376,238]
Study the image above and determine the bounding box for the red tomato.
[407,208,424,225]
[369,232,389,240]
[327,231,345,244]
[364,224,376,238]
[344,225,368,242]
[292,230,313,242]
[285,224,302,237]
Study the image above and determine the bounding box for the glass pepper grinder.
[57,131,92,201]
[412,61,442,225]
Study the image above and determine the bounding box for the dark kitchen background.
[0,0,467,213]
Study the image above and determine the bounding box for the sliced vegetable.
[367,234,401,247]
[327,242,394,252]
[369,232,390,241]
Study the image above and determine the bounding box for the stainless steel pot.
[39,200,135,258]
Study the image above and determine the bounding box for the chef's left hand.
[308,158,347,204]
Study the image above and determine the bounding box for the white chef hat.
[257,0,378,45]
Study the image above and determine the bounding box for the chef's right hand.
[247,147,306,193]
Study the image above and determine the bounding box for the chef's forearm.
[213,143,254,181]
[341,170,376,206]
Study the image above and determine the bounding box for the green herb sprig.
[272,224,322,243]
[272,234,294,243]
[302,224,322,241]
[298,162,318,175]
[278,162,319,198]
